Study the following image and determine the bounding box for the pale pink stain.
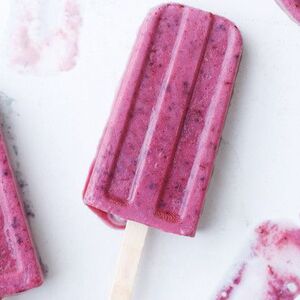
[215,221,300,300]
[11,0,82,73]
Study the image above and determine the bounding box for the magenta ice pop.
[83,3,243,236]
[0,129,43,297]
[276,0,300,24]
[216,221,300,300]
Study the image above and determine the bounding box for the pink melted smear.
[216,221,300,300]
[11,0,82,73]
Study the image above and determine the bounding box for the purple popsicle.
[0,128,43,297]
[83,3,243,237]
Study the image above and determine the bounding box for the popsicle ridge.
[130,8,214,224]
[107,5,185,204]
[178,23,243,233]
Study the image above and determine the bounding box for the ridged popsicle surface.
[84,4,243,236]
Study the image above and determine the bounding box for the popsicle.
[0,128,43,297]
[276,0,300,24]
[83,3,242,299]
[215,221,300,300]
[84,3,242,237]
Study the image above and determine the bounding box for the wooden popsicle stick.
[110,221,148,300]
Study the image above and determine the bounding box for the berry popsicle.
[215,221,300,300]
[276,0,300,24]
[83,3,242,299]
[83,3,242,237]
[0,128,43,297]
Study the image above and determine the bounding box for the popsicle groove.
[157,17,231,221]
[104,9,166,206]
[100,10,164,207]
[128,6,203,219]
[107,6,184,203]
[144,11,214,221]
[180,24,242,223]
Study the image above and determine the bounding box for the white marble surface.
[0,0,298,299]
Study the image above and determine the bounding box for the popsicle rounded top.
[276,0,300,24]
[83,3,243,236]
[0,129,43,297]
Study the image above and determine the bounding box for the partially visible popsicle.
[0,128,43,297]
[276,0,300,24]
[215,221,300,300]
[83,3,243,237]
